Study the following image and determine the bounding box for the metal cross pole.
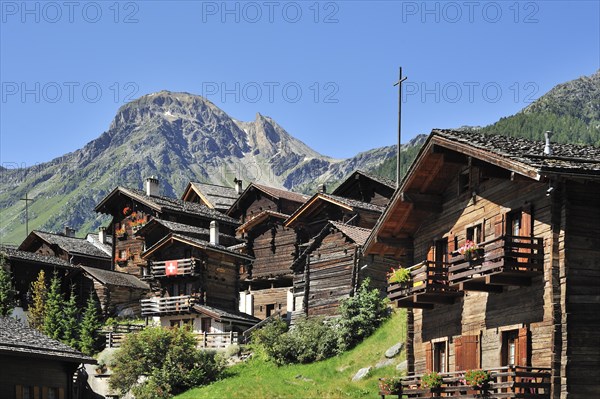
[393,67,408,188]
[20,193,33,237]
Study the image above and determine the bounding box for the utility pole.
[393,67,407,188]
[20,193,33,237]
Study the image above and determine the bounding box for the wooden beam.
[415,293,456,304]
[396,300,434,309]
[376,236,413,248]
[459,281,503,293]
[401,192,443,213]
[485,274,532,286]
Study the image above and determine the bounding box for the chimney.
[234,178,243,195]
[98,227,106,244]
[318,184,327,194]
[210,221,219,245]
[145,176,159,196]
[64,226,75,237]
[544,131,553,156]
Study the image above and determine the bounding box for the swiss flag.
[165,260,178,276]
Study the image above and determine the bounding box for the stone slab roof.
[189,182,239,210]
[0,317,94,364]
[435,129,600,176]
[253,183,310,204]
[80,265,149,290]
[193,304,260,326]
[20,231,110,259]
[1,246,77,269]
[329,221,372,247]
[142,232,253,261]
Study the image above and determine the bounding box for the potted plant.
[378,376,403,395]
[387,267,411,285]
[464,369,491,389]
[421,371,443,389]
[458,240,481,261]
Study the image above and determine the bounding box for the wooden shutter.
[41,387,48,399]
[518,327,529,366]
[522,206,532,238]
[15,385,23,399]
[34,387,40,399]
[447,233,455,254]
[427,245,435,262]
[58,388,65,399]
[454,336,464,371]
[455,335,479,371]
[425,342,433,371]
[494,214,505,238]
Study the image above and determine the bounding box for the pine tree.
[28,270,47,331]
[0,255,15,316]
[79,293,101,355]
[61,285,79,348]
[43,271,64,340]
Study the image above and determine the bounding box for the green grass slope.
[176,309,407,399]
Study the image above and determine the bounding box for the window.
[458,169,470,194]
[433,341,447,373]
[201,318,211,333]
[435,238,448,264]
[47,388,58,399]
[466,224,483,244]
[21,386,34,399]
[507,211,522,237]
[502,330,519,366]
[266,304,275,317]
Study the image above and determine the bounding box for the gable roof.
[181,182,239,211]
[141,232,253,261]
[227,183,309,216]
[80,265,149,290]
[364,129,600,256]
[135,218,240,244]
[332,170,396,197]
[85,233,113,256]
[95,186,239,226]
[192,304,261,327]
[0,317,94,364]
[1,246,78,269]
[19,231,111,260]
[237,210,289,234]
[329,221,372,247]
[285,192,385,228]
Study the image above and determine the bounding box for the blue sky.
[1,1,598,166]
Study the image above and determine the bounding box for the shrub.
[337,278,390,351]
[290,316,339,364]
[422,371,443,388]
[464,369,490,388]
[109,327,224,396]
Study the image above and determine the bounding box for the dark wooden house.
[136,219,259,335]
[18,230,111,270]
[181,180,241,213]
[365,129,600,398]
[0,317,94,399]
[94,177,240,277]
[331,169,396,207]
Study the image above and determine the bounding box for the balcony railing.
[141,295,196,316]
[142,258,197,279]
[99,324,145,348]
[387,261,462,309]
[382,366,550,398]
[194,331,239,349]
[449,235,543,290]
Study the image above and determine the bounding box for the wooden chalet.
[181,180,241,213]
[136,219,259,335]
[94,177,240,277]
[0,246,89,321]
[365,129,600,398]
[291,220,392,317]
[230,183,309,320]
[0,317,94,399]
[18,229,111,270]
[79,266,149,317]
[331,169,396,207]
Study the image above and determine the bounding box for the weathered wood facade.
[232,183,308,320]
[331,169,396,207]
[94,179,239,277]
[181,181,240,213]
[365,129,600,398]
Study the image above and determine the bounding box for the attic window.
[458,169,470,194]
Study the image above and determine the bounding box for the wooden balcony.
[142,258,197,279]
[194,331,239,349]
[384,366,550,398]
[387,261,462,309]
[141,295,195,316]
[448,236,544,291]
